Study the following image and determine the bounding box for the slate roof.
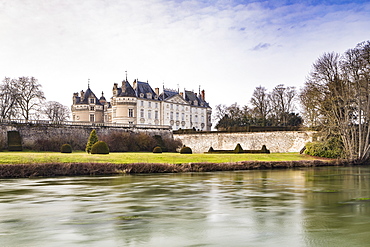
[184,90,209,107]
[75,87,102,105]
[119,80,136,97]
[136,81,158,100]
[159,89,179,100]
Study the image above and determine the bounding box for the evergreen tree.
[86,129,98,153]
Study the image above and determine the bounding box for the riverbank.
[0,159,348,178]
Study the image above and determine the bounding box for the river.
[1,166,370,246]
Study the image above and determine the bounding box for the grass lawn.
[0,151,326,165]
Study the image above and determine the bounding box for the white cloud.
[1,0,370,112]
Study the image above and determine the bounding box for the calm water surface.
[1,166,370,246]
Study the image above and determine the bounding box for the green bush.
[61,144,72,153]
[261,145,270,153]
[234,143,243,153]
[91,141,109,154]
[304,137,343,158]
[180,146,192,154]
[86,129,99,153]
[153,146,162,153]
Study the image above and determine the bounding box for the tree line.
[0,76,70,121]
[215,84,302,130]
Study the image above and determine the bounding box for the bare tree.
[299,84,322,127]
[43,101,70,121]
[303,42,370,161]
[15,77,45,121]
[250,86,270,126]
[0,77,19,120]
[269,84,296,126]
[213,104,228,124]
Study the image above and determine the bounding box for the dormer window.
[140,93,144,98]
[90,106,95,111]
[154,95,158,100]
[194,100,198,106]
[146,93,152,99]
[90,98,95,104]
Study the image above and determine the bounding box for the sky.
[1,0,370,113]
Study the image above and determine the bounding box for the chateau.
[71,79,212,131]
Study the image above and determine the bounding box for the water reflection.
[1,167,370,246]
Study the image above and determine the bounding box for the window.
[148,110,152,119]
[129,109,133,118]
[176,112,179,120]
[155,111,158,120]
[141,101,144,107]
[140,109,144,118]
[148,102,151,108]
[155,103,158,108]
[171,104,173,109]
[182,113,185,121]
[176,104,179,110]
[90,114,95,122]
[170,112,173,120]
[90,106,94,111]
[90,98,95,104]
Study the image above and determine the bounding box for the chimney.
[180,92,184,98]
[113,83,118,96]
[80,90,85,99]
[133,79,137,89]
[201,90,205,101]
[73,93,78,104]
[155,87,160,96]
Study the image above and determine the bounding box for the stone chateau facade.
[71,79,212,131]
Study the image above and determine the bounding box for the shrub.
[153,146,162,153]
[234,143,243,153]
[305,137,343,158]
[136,133,157,151]
[261,145,270,153]
[91,141,109,154]
[180,146,192,154]
[30,134,86,152]
[61,144,72,153]
[86,129,98,153]
[164,137,183,152]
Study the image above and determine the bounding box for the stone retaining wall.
[174,131,316,153]
[0,123,172,149]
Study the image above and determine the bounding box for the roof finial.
[199,85,201,95]
[125,71,128,82]
[88,78,90,89]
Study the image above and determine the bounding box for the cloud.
[1,0,370,110]
[252,43,272,50]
